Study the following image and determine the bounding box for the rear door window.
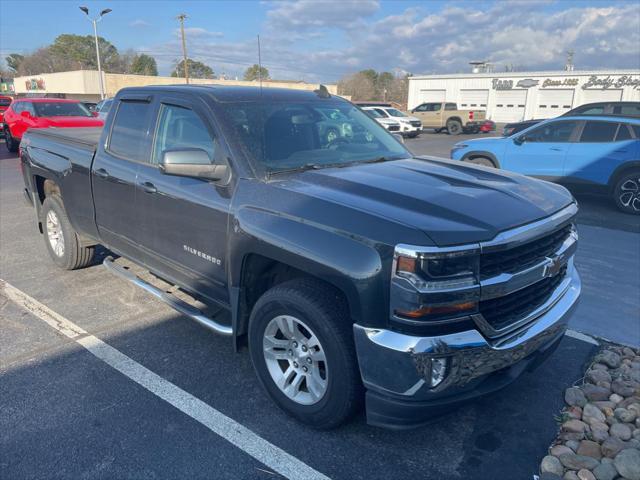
[108,100,154,162]
[579,121,618,143]
[615,104,640,116]
[615,124,633,141]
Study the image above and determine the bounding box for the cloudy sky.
[1,0,639,81]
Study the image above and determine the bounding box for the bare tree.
[338,72,376,101]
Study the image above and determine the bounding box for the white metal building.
[407,70,640,123]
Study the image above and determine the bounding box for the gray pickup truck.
[19,85,581,429]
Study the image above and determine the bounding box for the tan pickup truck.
[411,102,487,135]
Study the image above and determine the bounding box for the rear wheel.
[5,128,18,153]
[447,119,462,135]
[613,170,640,215]
[466,156,495,168]
[41,195,95,269]
[248,279,362,429]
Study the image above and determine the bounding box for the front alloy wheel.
[46,210,65,257]
[263,315,328,405]
[614,172,640,214]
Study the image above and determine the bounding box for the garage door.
[418,89,446,104]
[459,89,488,109]
[493,90,527,123]
[580,89,623,104]
[535,89,575,118]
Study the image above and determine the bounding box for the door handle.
[140,181,157,194]
[95,168,109,179]
[614,149,628,153]
[550,147,563,151]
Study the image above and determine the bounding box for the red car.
[3,98,104,152]
[0,95,12,131]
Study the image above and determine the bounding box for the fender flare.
[608,161,640,191]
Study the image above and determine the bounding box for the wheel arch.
[608,161,640,192]
[461,151,501,168]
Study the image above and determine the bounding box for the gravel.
[540,346,640,479]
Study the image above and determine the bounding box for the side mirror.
[393,133,405,144]
[20,110,32,119]
[514,135,526,146]
[161,148,229,181]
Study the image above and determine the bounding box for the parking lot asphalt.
[0,134,635,480]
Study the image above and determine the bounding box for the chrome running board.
[103,256,232,336]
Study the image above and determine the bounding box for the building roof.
[410,69,640,80]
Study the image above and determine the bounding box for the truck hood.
[281,157,574,246]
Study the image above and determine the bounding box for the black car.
[502,101,640,136]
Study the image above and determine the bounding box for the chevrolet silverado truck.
[411,101,487,135]
[19,85,581,429]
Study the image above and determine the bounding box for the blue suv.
[450,116,640,214]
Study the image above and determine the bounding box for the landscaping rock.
[577,440,603,459]
[610,393,624,404]
[610,422,632,441]
[564,472,580,480]
[566,387,588,407]
[601,437,625,458]
[566,440,581,452]
[564,420,589,433]
[615,407,637,423]
[541,455,565,476]
[559,453,600,470]
[613,448,640,480]
[583,385,613,402]
[583,403,607,424]
[576,469,596,480]
[592,461,617,480]
[552,445,576,457]
[587,369,612,385]
[613,379,637,398]
[596,350,622,369]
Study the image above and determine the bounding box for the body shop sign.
[582,75,640,90]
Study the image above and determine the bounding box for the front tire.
[5,128,19,153]
[613,170,640,214]
[41,195,95,269]
[248,279,362,429]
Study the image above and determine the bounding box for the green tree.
[48,34,120,71]
[130,54,158,76]
[376,71,395,99]
[243,64,270,81]
[171,58,214,79]
[5,53,24,73]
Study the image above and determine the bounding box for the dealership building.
[407,70,640,123]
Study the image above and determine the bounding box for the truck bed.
[26,127,102,152]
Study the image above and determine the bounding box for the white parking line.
[565,329,600,345]
[2,281,330,480]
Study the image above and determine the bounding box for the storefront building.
[12,70,338,102]
[408,70,640,123]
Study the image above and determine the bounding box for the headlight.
[392,246,480,321]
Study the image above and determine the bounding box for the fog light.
[430,358,448,388]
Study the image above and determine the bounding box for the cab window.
[413,104,427,112]
[152,104,216,165]
[524,121,578,143]
[445,103,457,111]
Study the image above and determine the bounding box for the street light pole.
[79,6,112,100]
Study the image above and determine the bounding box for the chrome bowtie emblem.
[543,255,565,278]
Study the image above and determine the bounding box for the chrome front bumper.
[353,261,581,403]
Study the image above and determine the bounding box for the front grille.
[480,224,572,279]
[479,267,566,332]
[388,125,400,131]
[410,121,422,127]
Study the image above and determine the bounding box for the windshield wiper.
[269,163,324,176]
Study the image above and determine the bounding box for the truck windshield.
[33,102,93,117]
[220,100,410,174]
[0,98,11,107]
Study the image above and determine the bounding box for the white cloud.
[129,19,150,28]
[144,1,640,82]
[177,27,224,39]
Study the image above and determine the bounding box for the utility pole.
[79,6,112,100]
[177,14,189,84]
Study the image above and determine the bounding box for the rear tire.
[5,128,18,153]
[41,195,95,269]
[248,278,363,429]
[466,156,496,168]
[613,170,640,215]
[447,120,463,135]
